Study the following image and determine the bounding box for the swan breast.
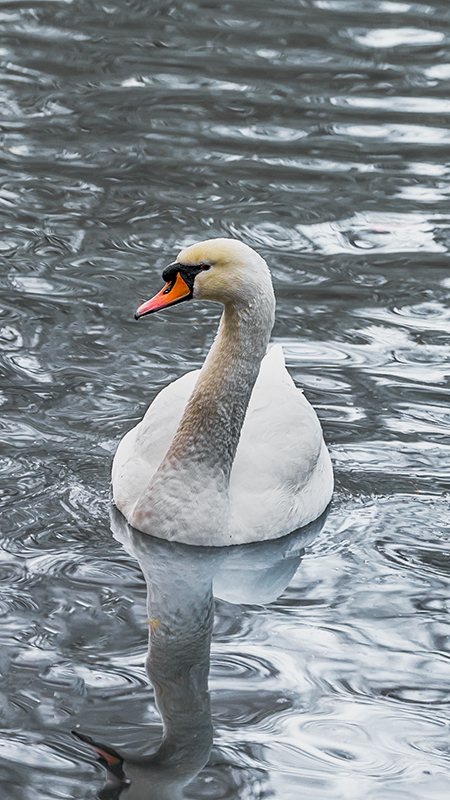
[112,345,332,544]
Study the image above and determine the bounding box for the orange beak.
[135,272,192,319]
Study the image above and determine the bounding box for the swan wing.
[229,345,333,541]
[111,369,200,519]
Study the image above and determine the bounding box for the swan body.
[112,238,333,546]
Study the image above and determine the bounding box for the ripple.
[186,762,269,799]
[249,702,450,788]
[396,185,450,203]
[10,354,53,383]
[120,73,249,93]
[211,653,278,683]
[317,0,426,10]
[334,123,450,145]
[384,401,450,437]
[0,561,27,585]
[280,717,386,774]
[332,96,450,115]
[279,329,400,370]
[356,301,450,332]
[211,124,309,142]
[28,552,143,588]
[64,482,109,523]
[350,27,445,48]
[0,733,81,770]
[0,592,38,616]
[40,662,146,694]
[228,221,310,252]
[298,212,446,255]
[425,64,450,81]
[332,441,450,488]
[10,276,58,295]
[0,418,65,446]
[379,686,450,704]
[377,540,450,581]
[0,326,23,350]
[214,689,291,731]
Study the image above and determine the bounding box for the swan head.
[135,238,273,318]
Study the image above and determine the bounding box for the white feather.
[112,238,333,545]
[112,345,332,543]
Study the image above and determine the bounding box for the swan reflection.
[74,505,327,798]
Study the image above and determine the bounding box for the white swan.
[112,238,333,546]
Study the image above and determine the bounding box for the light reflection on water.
[1,0,450,797]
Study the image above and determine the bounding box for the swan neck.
[143,551,214,772]
[165,290,275,480]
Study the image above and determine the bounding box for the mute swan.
[112,238,333,545]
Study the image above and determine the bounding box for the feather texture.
[112,239,333,545]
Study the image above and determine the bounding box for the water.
[1,0,450,797]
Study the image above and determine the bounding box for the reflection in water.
[73,506,327,798]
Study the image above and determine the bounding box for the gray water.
[1,0,450,797]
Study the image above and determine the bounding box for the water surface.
[1,0,450,798]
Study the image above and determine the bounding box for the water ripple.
[350,27,446,48]
[0,733,82,770]
[2,0,450,797]
[28,552,142,588]
[40,661,147,695]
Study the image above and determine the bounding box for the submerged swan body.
[112,238,333,545]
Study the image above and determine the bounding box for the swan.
[112,238,333,546]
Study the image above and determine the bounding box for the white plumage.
[112,238,333,545]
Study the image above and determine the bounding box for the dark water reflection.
[71,507,323,800]
[2,0,450,798]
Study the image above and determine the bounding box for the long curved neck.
[110,528,217,799]
[144,561,214,777]
[163,289,275,483]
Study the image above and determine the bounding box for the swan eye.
[199,264,211,271]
